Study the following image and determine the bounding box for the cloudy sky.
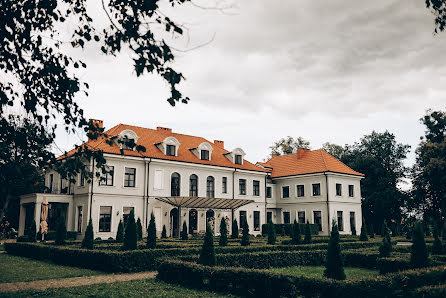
[56,0,446,165]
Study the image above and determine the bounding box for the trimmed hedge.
[377,255,444,274]
[413,284,446,298]
[262,223,319,236]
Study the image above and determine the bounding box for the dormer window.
[235,154,242,165]
[157,136,180,156]
[225,148,246,165]
[201,150,210,160]
[166,145,176,156]
[117,129,139,151]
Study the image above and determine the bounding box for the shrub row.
[157,260,446,297]
[377,255,445,274]
[261,223,319,236]
[413,284,446,298]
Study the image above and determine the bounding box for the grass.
[271,266,379,280]
[0,278,232,298]
[0,254,102,283]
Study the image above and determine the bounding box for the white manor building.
[19,121,364,239]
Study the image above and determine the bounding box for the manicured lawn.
[0,279,232,298]
[0,254,102,283]
[271,266,379,280]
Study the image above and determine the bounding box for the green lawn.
[0,279,232,298]
[0,254,102,283]
[271,266,379,280]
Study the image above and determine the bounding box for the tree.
[267,220,276,245]
[324,220,346,280]
[432,225,443,255]
[199,223,216,266]
[369,224,375,238]
[322,142,345,160]
[268,136,310,158]
[426,1,446,34]
[359,217,368,241]
[291,219,301,244]
[55,217,67,245]
[147,212,156,249]
[181,221,188,240]
[231,220,239,239]
[411,222,430,268]
[136,218,143,241]
[303,220,312,244]
[116,220,124,243]
[123,210,137,250]
[241,218,250,246]
[161,225,167,239]
[379,221,392,257]
[443,222,446,241]
[27,220,37,243]
[82,218,94,249]
[219,218,228,246]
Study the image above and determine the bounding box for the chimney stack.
[157,126,172,133]
[214,140,224,149]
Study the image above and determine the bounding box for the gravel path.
[0,271,157,293]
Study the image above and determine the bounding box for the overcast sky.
[55,0,446,166]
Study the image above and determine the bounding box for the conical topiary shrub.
[55,217,67,245]
[181,221,188,240]
[359,217,368,241]
[379,221,392,257]
[123,209,137,250]
[291,219,301,245]
[369,224,375,238]
[136,217,143,241]
[116,220,124,243]
[351,224,356,236]
[303,220,312,244]
[267,220,276,245]
[432,225,443,255]
[231,219,239,239]
[28,220,37,242]
[241,218,250,246]
[199,223,216,266]
[147,212,156,248]
[82,218,94,249]
[219,217,228,246]
[411,222,429,268]
[161,224,167,239]
[324,220,346,280]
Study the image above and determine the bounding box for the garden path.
[0,271,157,293]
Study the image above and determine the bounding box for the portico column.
[18,204,26,236]
[34,202,41,234]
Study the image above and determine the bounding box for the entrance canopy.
[152,196,254,210]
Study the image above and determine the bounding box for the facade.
[19,121,364,239]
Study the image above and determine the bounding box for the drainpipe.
[145,158,152,230]
[264,174,268,226]
[324,172,330,234]
[231,168,237,225]
[89,158,95,220]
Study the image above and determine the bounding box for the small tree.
[116,220,124,243]
[303,220,312,244]
[432,225,443,255]
[425,224,431,237]
[82,218,94,249]
[291,220,301,245]
[55,217,66,245]
[199,223,216,266]
[278,224,285,236]
[147,212,157,248]
[231,219,239,239]
[411,222,429,268]
[28,220,37,242]
[379,221,392,257]
[181,221,188,240]
[359,217,368,241]
[351,224,356,236]
[219,218,228,246]
[136,217,143,241]
[267,220,276,245]
[324,220,346,280]
[123,210,137,250]
[241,218,250,246]
[369,224,375,238]
[161,225,167,239]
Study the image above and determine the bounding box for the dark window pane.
[297,185,304,197]
[201,150,210,160]
[349,185,354,197]
[282,186,289,198]
[253,180,260,196]
[283,212,290,224]
[313,211,322,231]
[124,167,136,187]
[239,210,247,226]
[239,179,246,195]
[298,211,305,224]
[123,207,134,226]
[336,184,342,196]
[312,183,321,196]
[254,211,260,231]
[337,211,344,231]
[266,187,272,198]
[189,174,198,197]
[166,145,176,156]
[267,212,273,223]
[350,212,355,232]
[222,177,227,194]
[235,154,242,165]
[100,166,114,186]
[171,172,181,196]
[206,176,215,198]
[99,206,112,232]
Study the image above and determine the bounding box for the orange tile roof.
[263,148,364,178]
[59,124,268,173]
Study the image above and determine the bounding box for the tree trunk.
[0,192,11,222]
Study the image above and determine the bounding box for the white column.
[18,204,26,236]
[34,202,41,233]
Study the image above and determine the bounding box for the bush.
[351,224,356,236]
[147,212,156,248]
[324,221,345,280]
[291,220,301,245]
[231,220,238,239]
[261,223,319,236]
[82,219,94,249]
[414,284,446,298]
[241,218,250,246]
[161,225,167,239]
[28,220,37,242]
[267,220,276,245]
[369,224,375,238]
[219,218,228,246]
[411,222,430,268]
[359,217,368,241]
[136,217,143,241]
[116,220,124,243]
[181,221,188,240]
[199,223,216,266]
[55,217,67,245]
[304,220,312,244]
[379,221,392,257]
[123,210,137,250]
[432,225,443,255]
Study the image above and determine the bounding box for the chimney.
[88,119,104,141]
[157,126,172,133]
[214,140,224,149]
[89,119,103,129]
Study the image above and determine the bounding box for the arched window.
[171,172,181,196]
[189,174,198,197]
[206,176,215,198]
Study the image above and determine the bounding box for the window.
[313,211,322,231]
[267,212,273,223]
[282,186,290,198]
[206,176,215,198]
[348,185,354,197]
[239,210,247,226]
[189,174,198,197]
[80,171,85,186]
[123,207,134,226]
[283,212,290,224]
[121,136,135,150]
[166,144,176,156]
[312,183,321,196]
[222,177,227,194]
[253,180,260,196]
[171,172,181,196]
[298,211,305,224]
[254,211,260,231]
[266,187,272,198]
[235,154,242,165]
[201,150,210,160]
[336,183,342,196]
[77,206,83,233]
[99,206,112,232]
[350,212,356,233]
[297,185,305,197]
[100,166,114,186]
[124,167,136,187]
[154,170,163,190]
[337,211,344,231]
[239,179,246,195]
[49,174,54,192]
